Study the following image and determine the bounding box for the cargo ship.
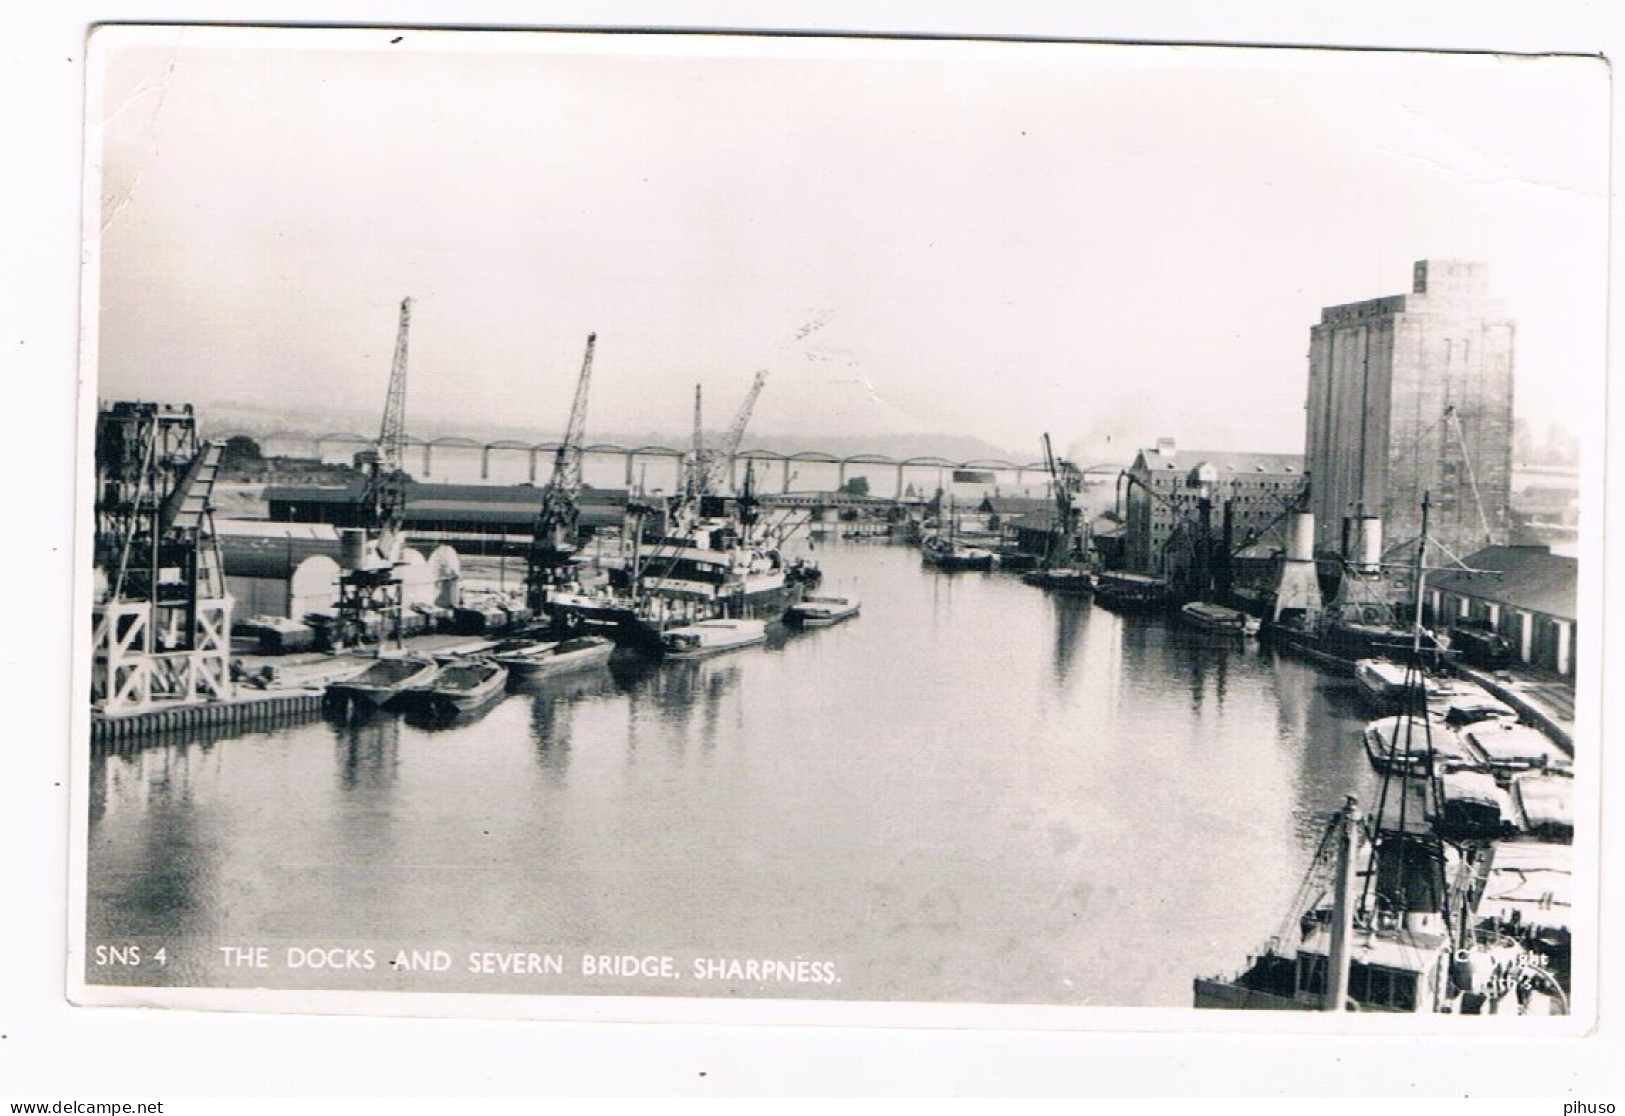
[1197,496,1569,1015]
[1263,508,1446,674]
[544,506,800,652]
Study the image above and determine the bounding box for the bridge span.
[213,427,1083,498]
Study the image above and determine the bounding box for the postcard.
[70,24,1608,1031]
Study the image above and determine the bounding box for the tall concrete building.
[1304,260,1515,562]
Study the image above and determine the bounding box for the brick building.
[1304,259,1515,561]
[1123,438,1306,576]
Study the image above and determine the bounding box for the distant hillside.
[187,400,1023,463]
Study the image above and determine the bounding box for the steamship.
[1198,494,1567,1015]
[543,510,798,652]
[1265,510,1443,674]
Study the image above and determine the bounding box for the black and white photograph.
[69,24,1606,1029]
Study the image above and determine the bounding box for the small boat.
[1021,566,1093,594]
[1509,770,1574,841]
[1436,769,1518,841]
[326,656,441,709]
[492,634,615,680]
[659,618,769,660]
[419,659,508,714]
[1462,722,1570,778]
[1353,658,1456,712]
[1477,839,1574,1008]
[1180,600,1260,637]
[1360,715,1477,776]
[920,496,995,571]
[786,557,824,588]
[994,548,1042,572]
[1091,571,1173,613]
[785,594,861,628]
[1431,689,1519,729]
[920,533,995,571]
[1354,658,1413,708]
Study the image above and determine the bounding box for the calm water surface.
[88,537,1379,1005]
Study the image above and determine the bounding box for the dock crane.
[635,370,771,597]
[525,332,598,611]
[690,370,768,500]
[335,296,414,649]
[91,401,233,712]
[1040,432,1084,569]
[719,370,768,495]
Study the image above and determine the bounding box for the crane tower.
[335,297,414,648]
[91,401,232,713]
[525,332,597,612]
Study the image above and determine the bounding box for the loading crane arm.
[718,370,768,471]
[360,296,413,565]
[526,333,597,609]
[534,332,597,551]
[1041,432,1083,565]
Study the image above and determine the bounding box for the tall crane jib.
[525,333,598,611]
[336,297,415,650]
[91,401,234,713]
[370,295,413,559]
[1041,433,1083,567]
[689,370,768,509]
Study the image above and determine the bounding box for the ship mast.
[1323,795,1361,1012]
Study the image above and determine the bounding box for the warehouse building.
[215,520,461,624]
[1425,544,1577,678]
[262,480,628,547]
[1123,439,1306,575]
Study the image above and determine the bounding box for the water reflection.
[527,691,571,785]
[1047,594,1087,687]
[328,707,401,791]
[86,537,1391,1006]
[89,740,224,941]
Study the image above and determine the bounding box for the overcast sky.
[90,28,1608,460]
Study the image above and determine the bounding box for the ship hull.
[545,581,798,654]
[1266,621,1436,676]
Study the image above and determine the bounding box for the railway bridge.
[214,427,1071,500]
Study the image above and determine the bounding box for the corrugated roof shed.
[1430,545,1576,621]
[1003,510,1063,531]
[219,534,342,579]
[263,481,627,507]
[980,495,1055,516]
[215,520,341,541]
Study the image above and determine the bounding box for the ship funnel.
[1355,515,1383,573]
[339,528,368,572]
[1286,512,1315,562]
[1272,511,1324,623]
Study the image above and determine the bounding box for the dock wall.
[1457,666,1574,754]
[91,690,327,746]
